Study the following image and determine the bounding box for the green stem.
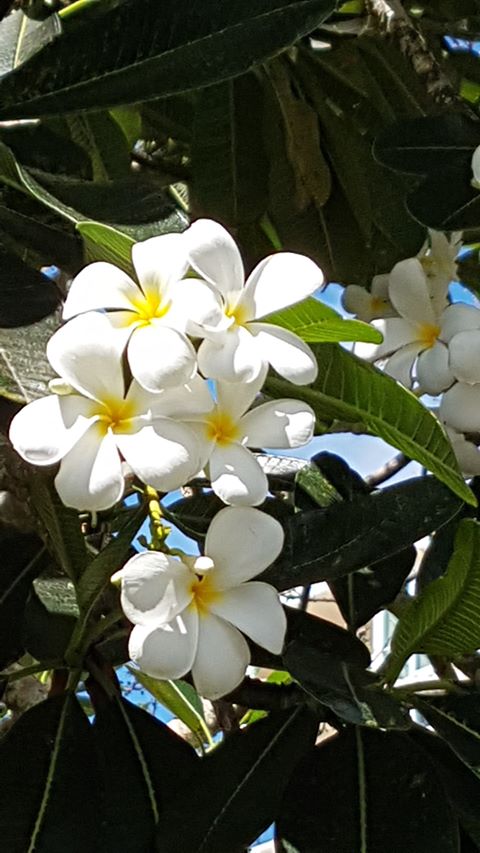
[390,678,462,696]
[0,660,64,683]
[58,0,102,20]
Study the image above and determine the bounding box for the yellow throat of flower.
[128,288,171,325]
[417,322,440,349]
[189,564,220,615]
[204,409,241,446]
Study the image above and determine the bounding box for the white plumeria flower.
[182,374,315,506]
[62,233,223,392]
[9,313,210,511]
[440,381,480,434]
[445,426,480,476]
[472,146,480,190]
[113,506,287,699]
[356,257,454,392]
[342,274,397,321]
[418,230,461,296]
[184,219,323,385]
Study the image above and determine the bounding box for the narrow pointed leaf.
[156,705,318,853]
[385,520,480,682]
[76,220,134,273]
[373,113,480,175]
[266,343,475,506]
[0,240,60,326]
[0,310,58,402]
[0,0,337,119]
[0,527,47,668]
[264,297,384,343]
[0,693,101,852]
[0,8,61,76]
[415,694,480,780]
[276,729,459,852]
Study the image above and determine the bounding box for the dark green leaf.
[0,693,101,852]
[276,729,460,852]
[374,114,480,175]
[191,75,269,226]
[416,694,480,779]
[262,476,462,590]
[29,470,88,583]
[22,576,78,660]
[0,309,58,402]
[93,694,198,851]
[0,238,60,326]
[266,343,475,506]
[0,204,83,272]
[76,220,134,273]
[386,520,480,682]
[0,527,46,668]
[263,297,383,343]
[330,546,416,630]
[0,0,337,118]
[0,8,60,76]
[407,168,480,231]
[156,705,318,853]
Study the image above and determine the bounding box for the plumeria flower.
[181,374,315,506]
[445,426,480,476]
[342,274,396,322]
[440,381,480,434]
[471,145,480,190]
[184,219,323,385]
[9,313,209,510]
[356,257,454,392]
[62,233,223,392]
[113,506,287,699]
[418,230,461,294]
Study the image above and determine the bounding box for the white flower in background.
[445,426,480,476]
[9,313,210,511]
[63,233,223,392]
[418,230,461,295]
[113,506,287,699]
[440,381,480,434]
[471,146,480,190]
[342,274,396,321]
[355,257,454,393]
[181,374,315,506]
[184,219,323,385]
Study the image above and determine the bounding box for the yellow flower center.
[204,409,241,446]
[127,289,171,326]
[418,323,440,349]
[225,299,248,326]
[370,296,388,313]
[100,396,136,430]
[190,572,220,615]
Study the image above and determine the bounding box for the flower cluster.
[9,219,324,698]
[344,230,480,475]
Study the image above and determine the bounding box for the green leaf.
[266,343,475,506]
[263,297,384,343]
[0,238,60,326]
[156,705,318,853]
[127,667,212,749]
[0,204,83,273]
[374,113,480,176]
[386,520,480,682]
[191,75,269,226]
[0,0,337,119]
[0,310,58,402]
[22,577,78,661]
[276,729,460,852]
[262,476,463,590]
[0,527,47,669]
[76,220,134,272]
[0,693,101,852]
[29,470,89,584]
[407,168,480,231]
[93,694,198,851]
[0,8,61,76]
[295,462,341,508]
[415,695,480,780]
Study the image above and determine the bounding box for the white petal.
[239,253,323,320]
[185,219,245,297]
[9,394,96,466]
[440,304,480,343]
[127,323,196,392]
[147,375,214,419]
[383,343,420,388]
[342,284,393,321]
[389,258,437,326]
[371,274,391,300]
[116,419,201,492]
[197,326,264,383]
[63,262,139,320]
[449,330,480,384]
[416,342,455,394]
[129,608,198,681]
[215,371,266,422]
[446,428,480,476]
[210,581,286,654]
[47,312,126,402]
[472,146,480,187]
[248,323,318,385]
[354,317,416,361]
[240,399,314,448]
[209,443,268,506]
[205,505,284,587]
[169,277,226,336]
[116,551,193,626]
[131,233,188,303]
[440,383,480,432]
[55,423,124,510]
[192,612,250,699]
